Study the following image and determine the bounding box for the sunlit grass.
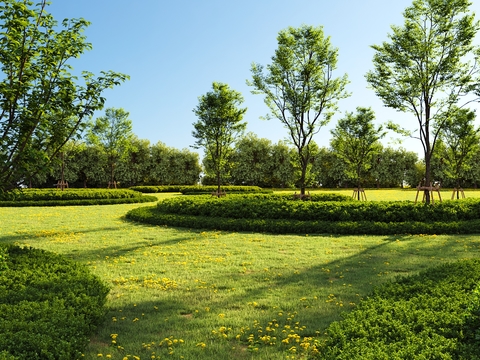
[1,191,480,359]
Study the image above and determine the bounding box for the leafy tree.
[269,141,296,188]
[438,108,479,196]
[312,147,349,188]
[116,137,151,187]
[86,108,134,187]
[249,25,349,195]
[192,82,247,195]
[330,107,385,198]
[366,0,480,203]
[73,143,108,188]
[150,142,201,185]
[230,133,273,187]
[0,0,128,192]
[370,146,419,188]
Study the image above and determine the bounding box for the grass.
[1,190,480,359]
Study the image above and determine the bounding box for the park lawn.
[1,191,480,359]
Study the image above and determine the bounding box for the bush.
[0,246,109,359]
[0,188,157,206]
[315,259,480,359]
[179,185,272,195]
[126,195,480,235]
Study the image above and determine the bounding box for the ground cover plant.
[0,245,109,359]
[316,259,480,359]
[127,191,480,235]
[0,188,157,207]
[1,191,480,359]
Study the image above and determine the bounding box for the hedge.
[129,185,273,194]
[126,195,480,235]
[155,195,480,222]
[0,189,157,206]
[0,245,109,359]
[315,259,480,359]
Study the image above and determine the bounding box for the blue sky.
[46,0,480,157]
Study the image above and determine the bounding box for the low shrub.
[179,185,272,195]
[129,185,185,193]
[126,195,480,235]
[0,245,109,359]
[315,259,480,359]
[0,188,157,206]
[154,196,480,222]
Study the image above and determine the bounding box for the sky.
[45,0,480,158]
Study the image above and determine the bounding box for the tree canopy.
[192,82,247,194]
[0,0,128,192]
[366,0,480,202]
[249,24,349,195]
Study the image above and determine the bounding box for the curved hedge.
[0,188,157,207]
[315,259,480,359]
[126,195,480,235]
[129,185,273,194]
[0,245,109,359]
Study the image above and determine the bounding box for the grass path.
[1,191,480,359]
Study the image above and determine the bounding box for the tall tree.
[330,107,385,198]
[0,0,128,192]
[366,0,480,203]
[230,133,273,187]
[438,108,479,196]
[192,82,247,195]
[86,108,134,187]
[249,25,349,195]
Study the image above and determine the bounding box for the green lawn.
[1,190,480,359]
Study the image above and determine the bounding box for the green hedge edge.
[0,195,157,207]
[125,205,480,235]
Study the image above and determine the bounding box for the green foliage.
[316,259,480,359]
[179,186,271,195]
[127,196,480,235]
[192,82,247,192]
[249,24,349,193]
[0,0,128,192]
[366,0,480,202]
[86,108,135,185]
[330,107,385,189]
[0,245,109,359]
[0,188,156,206]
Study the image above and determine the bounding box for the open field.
[1,190,480,359]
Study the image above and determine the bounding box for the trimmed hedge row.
[125,205,480,235]
[0,189,157,206]
[0,246,109,359]
[155,195,480,222]
[315,259,480,359]
[0,188,146,201]
[129,185,273,194]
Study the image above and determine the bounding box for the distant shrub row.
[126,196,480,235]
[129,185,272,194]
[0,246,109,359]
[315,259,480,359]
[0,188,157,206]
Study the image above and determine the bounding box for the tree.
[230,133,273,187]
[86,108,134,187]
[192,82,247,195]
[366,0,480,203]
[249,25,349,195]
[438,108,479,196]
[330,107,385,198]
[116,137,151,187]
[0,0,128,192]
[371,146,419,188]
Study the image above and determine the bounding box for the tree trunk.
[216,171,221,197]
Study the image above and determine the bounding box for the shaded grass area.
[0,192,480,359]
